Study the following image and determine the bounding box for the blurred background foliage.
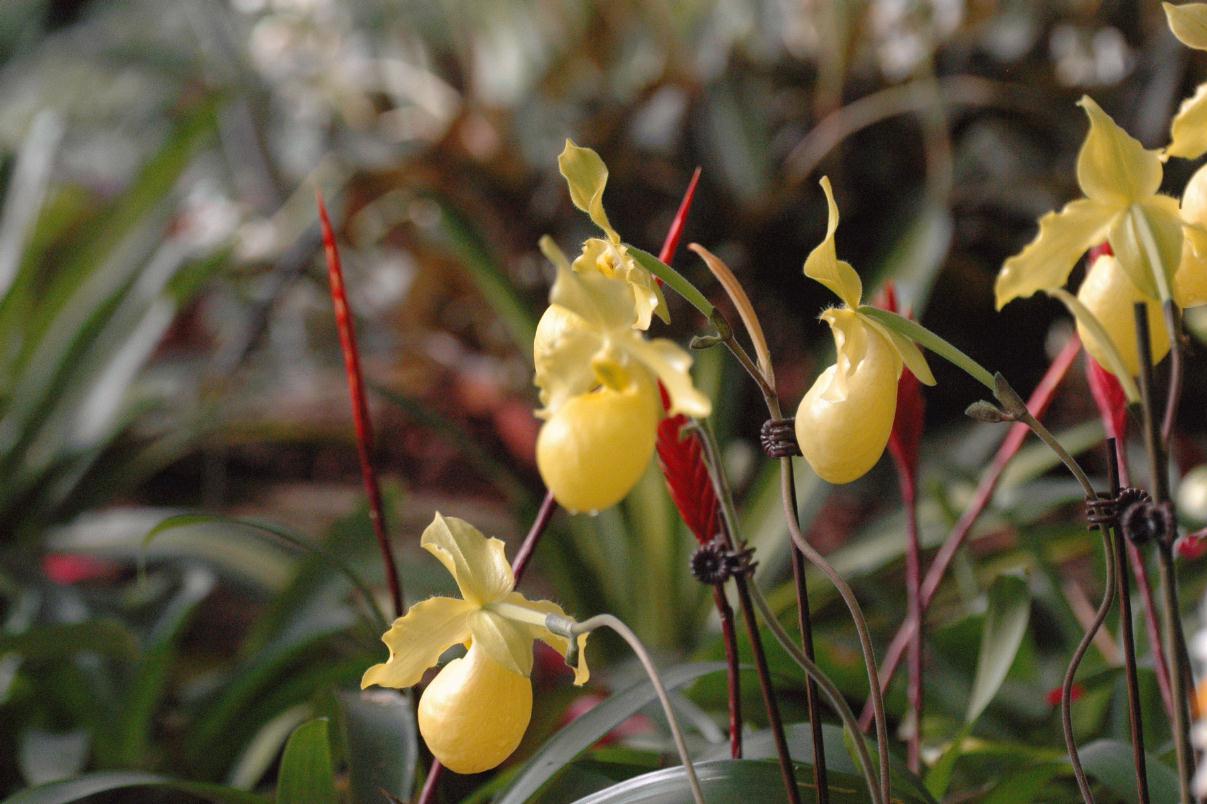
[2,0,1207,800]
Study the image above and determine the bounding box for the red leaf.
[657,405,720,545]
[657,167,702,265]
[879,282,926,481]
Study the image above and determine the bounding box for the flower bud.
[536,371,661,513]
[417,644,533,774]
[795,309,900,484]
[1076,254,1169,377]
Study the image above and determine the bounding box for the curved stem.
[570,614,705,804]
[747,580,885,804]
[1063,531,1117,804]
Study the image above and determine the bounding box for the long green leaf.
[1078,740,1179,804]
[337,689,419,804]
[3,771,265,804]
[496,662,726,804]
[966,574,1031,723]
[277,719,337,804]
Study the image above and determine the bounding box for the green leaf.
[856,306,995,391]
[966,574,1031,723]
[1078,739,1180,804]
[571,758,931,804]
[337,690,419,804]
[3,771,265,804]
[496,662,726,804]
[0,619,139,662]
[626,246,714,320]
[277,719,337,804]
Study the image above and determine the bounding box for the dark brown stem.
[1107,438,1148,804]
[788,469,828,802]
[418,488,559,804]
[1063,531,1117,804]
[317,193,403,620]
[713,585,743,759]
[733,573,802,804]
[1135,303,1194,803]
[1161,301,1183,446]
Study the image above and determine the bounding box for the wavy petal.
[421,514,514,606]
[467,609,533,677]
[501,592,590,686]
[996,198,1113,308]
[626,336,712,418]
[533,304,603,416]
[559,140,618,241]
[1077,96,1163,205]
[361,596,474,690]
[803,177,863,307]
[548,262,636,334]
[572,238,666,330]
[1108,196,1183,301]
[1165,2,1207,50]
[1168,83,1207,160]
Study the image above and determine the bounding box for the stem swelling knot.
[690,540,756,585]
[760,417,802,458]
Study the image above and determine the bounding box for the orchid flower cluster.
[358,11,1207,792]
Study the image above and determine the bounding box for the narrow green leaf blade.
[276,719,337,804]
[337,690,419,804]
[966,574,1031,724]
[4,771,265,804]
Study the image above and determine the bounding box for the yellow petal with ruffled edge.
[500,592,591,685]
[1168,83,1207,160]
[421,514,514,607]
[803,177,863,308]
[795,308,900,484]
[559,140,618,242]
[1108,196,1183,301]
[627,336,712,418]
[533,304,602,416]
[1165,2,1207,49]
[417,643,533,774]
[467,608,534,677]
[996,198,1113,308]
[1077,97,1163,206]
[1178,164,1207,306]
[361,596,475,689]
[548,261,637,335]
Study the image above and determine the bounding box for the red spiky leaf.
[1085,354,1128,442]
[880,282,926,481]
[657,402,720,545]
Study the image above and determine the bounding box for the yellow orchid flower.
[996,97,1184,308]
[1164,3,1207,157]
[795,177,936,485]
[1076,253,1170,377]
[1176,163,1207,306]
[558,140,669,330]
[362,513,589,774]
[533,239,711,513]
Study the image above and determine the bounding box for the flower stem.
[712,584,743,759]
[569,614,705,804]
[1062,529,1117,803]
[896,462,924,774]
[746,580,885,804]
[316,192,403,620]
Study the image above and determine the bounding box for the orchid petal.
[1108,196,1183,301]
[1168,83,1207,160]
[501,592,590,686]
[572,238,667,329]
[421,514,514,606]
[996,198,1113,308]
[533,304,603,416]
[803,177,863,308]
[863,315,936,386]
[1165,2,1207,50]
[467,609,533,678]
[626,336,712,418]
[361,596,474,690]
[559,140,618,241]
[1077,97,1163,205]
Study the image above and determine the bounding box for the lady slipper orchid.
[795,178,936,485]
[1165,3,1207,159]
[362,513,589,774]
[1076,253,1170,377]
[533,241,710,513]
[996,97,1186,308]
[558,140,668,330]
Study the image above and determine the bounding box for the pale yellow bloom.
[558,140,668,330]
[533,240,709,512]
[1076,254,1170,377]
[996,97,1183,308]
[362,514,588,774]
[795,177,935,485]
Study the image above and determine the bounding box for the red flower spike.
[880,283,926,480]
[657,407,721,545]
[1085,355,1128,442]
[657,167,702,265]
